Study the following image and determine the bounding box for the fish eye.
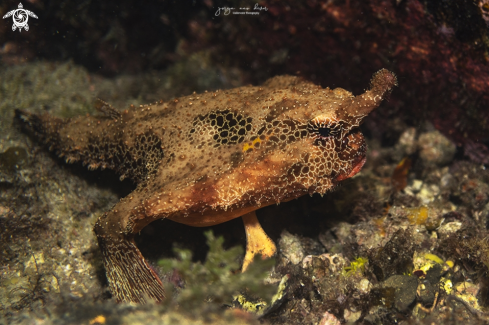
[307,118,337,139]
[317,127,331,138]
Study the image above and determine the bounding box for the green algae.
[158,231,276,316]
[342,256,368,277]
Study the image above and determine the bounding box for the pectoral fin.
[241,211,277,272]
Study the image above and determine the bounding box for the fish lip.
[333,155,367,182]
[349,154,367,177]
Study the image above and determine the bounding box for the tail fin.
[14,109,66,150]
[15,109,45,136]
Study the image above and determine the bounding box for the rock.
[319,311,341,325]
[343,309,361,323]
[418,130,456,166]
[383,275,418,311]
[437,221,463,238]
[279,230,305,265]
[417,281,436,307]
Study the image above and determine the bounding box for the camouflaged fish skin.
[15,69,397,303]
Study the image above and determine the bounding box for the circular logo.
[2,3,38,32]
[13,9,29,28]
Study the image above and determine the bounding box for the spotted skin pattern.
[15,69,397,303]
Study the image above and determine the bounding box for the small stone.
[425,263,443,286]
[319,311,341,325]
[404,179,423,196]
[440,172,455,189]
[437,221,462,237]
[24,252,45,277]
[418,281,436,306]
[383,275,418,311]
[0,205,10,216]
[279,230,304,265]
[454,281,482,311]
[417,183,440,204]
[302,253,346,274]
[417,130,456,166]
[411,179,423,192]
[458,179,489,209]
[343,309,361,323]
[397,127,417,155]
[358,278,371,294]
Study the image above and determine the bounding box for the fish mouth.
[333,154,367,182]
[330,126,368,183]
